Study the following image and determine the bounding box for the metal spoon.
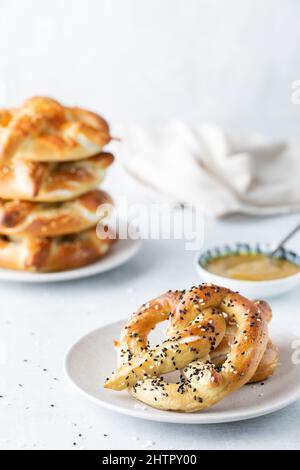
[269,221,300,258]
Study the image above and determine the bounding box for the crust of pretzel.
[0,152,114,202]
[105,294,227,391]
[0,96,111,162]
[0,227,116,272]
[211,300,279,383]
[249,340,279,382]
[0,190,112,237]
[105,285,272,412]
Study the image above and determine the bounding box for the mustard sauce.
[205,253,300,281]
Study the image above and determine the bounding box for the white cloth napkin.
[117,121,300,217]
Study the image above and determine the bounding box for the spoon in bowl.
[269,221,300,258]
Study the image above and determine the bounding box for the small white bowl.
[194,242,300,299]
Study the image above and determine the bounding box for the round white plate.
[64,320,300,424]
[0,238,142,283]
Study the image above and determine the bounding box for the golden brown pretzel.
[105,285,269,412]
[0,96,110,162]
[0,152,113,202]
[0,190,112,237]
[0,227,115,272]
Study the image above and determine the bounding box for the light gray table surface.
[0,168,300,450]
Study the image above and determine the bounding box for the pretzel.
[0,190,112,237]
[210,300,279,383]
[105,285,270,412]
[0,96,110,162]
[0,152,113,202]
[0,227,115,272]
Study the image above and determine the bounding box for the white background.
[1,0,300,450]
[0,0,300,135]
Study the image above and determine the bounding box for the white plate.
[0,238,142,283]
[64,320,300,424]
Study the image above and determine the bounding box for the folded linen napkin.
[117,121,300,217]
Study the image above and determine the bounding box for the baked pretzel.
[0,227,115,272]
[0,190,112,237]
[0,96,110,162]
[0,152,113,202]
[105,285,271,412]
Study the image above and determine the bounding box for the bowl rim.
[194,241,300,285]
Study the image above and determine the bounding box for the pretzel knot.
[0,96,110,162]
[105,284,272,412]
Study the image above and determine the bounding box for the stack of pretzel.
[0,97,115,272]
[105,284,279,412]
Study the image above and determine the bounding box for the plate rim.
[64,320,300,424]
[0,237,142,283]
